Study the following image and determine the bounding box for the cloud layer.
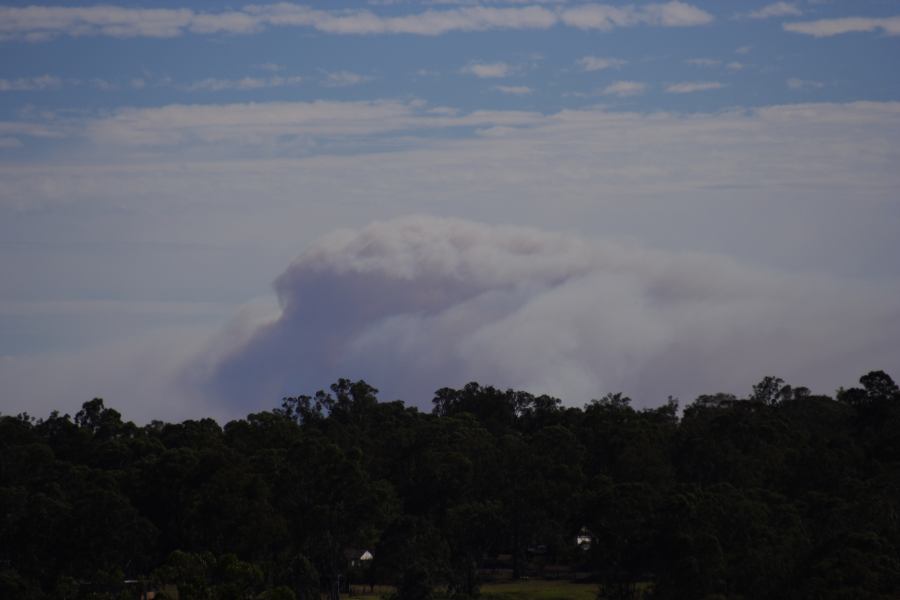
[744,2,801,20]
[196,216,900,412]
[561,1,712,30]
[0,75,63,91]
[665,81,724,94]
[577,56,627,72]
[0,2,713,41]
[784,16,900,37]
[81,100,540,147]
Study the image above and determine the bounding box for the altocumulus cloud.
[191,216,900,413]
[0,2,712,41]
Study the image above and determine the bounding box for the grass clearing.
[480,579,598,600]
[344,579,601,600]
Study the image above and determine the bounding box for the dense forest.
[2,371,900,599]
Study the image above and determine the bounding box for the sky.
[1,0,899,422]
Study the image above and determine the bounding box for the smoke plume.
[196,216,900,411]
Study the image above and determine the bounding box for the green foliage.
[1,373,899,599]
[257,586,298,600]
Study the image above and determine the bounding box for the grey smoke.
[196,216,900,411]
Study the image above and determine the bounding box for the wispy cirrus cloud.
[666,81,725,94]
[493,85,533,95]
[321,71,374,87]
[577,56,627,72]
[89,78,119,91]
[0,75,63,91]
[601,80,646,97]
[0,74,304,94]
[79,100,541,148]
[684,58,742,71]
[685,58,721,67]
[784,16,900,37]
[0,2,714,42]
[461,62,514,78]
[185,75,304,92]
[742,2,801,20]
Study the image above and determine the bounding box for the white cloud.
[683,58,745,73]
[744,2,801,20]
[735,45,752,55]
[6,102,898,287]
[644,1,714,26]
[259,4,559,35]
[685,58,721,67]
[787,77,824,90]
[461,62,513,78]
[665,81,725,94]
[0,4,558,40]
[601,80,646,97]
[185,75,303,92]
[195,216,900,412]
[89,78,119,91]
[255,63,284,73]
[81,100,541,147]
[0,2,718,41]
[188,10,263,34]
[321,70,374,87]
[561,1,713,30]
[0,75,63,92]
[0,6,194,41]
[494,85,533,95]
[8,100,900,185]
[577,56,627,72]
[784,16,900,37]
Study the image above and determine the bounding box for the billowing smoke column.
[197,216,900,412]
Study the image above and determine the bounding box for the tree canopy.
[2,371,900,599]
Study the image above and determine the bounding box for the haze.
[1,0,899,421]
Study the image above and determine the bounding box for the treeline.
[2,372,900,599]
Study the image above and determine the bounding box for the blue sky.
[1,1,899,421]
[2,1,899,117]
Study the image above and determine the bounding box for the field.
[480,580,598,600]
[344,580,599,600]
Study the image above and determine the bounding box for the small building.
[341,549,375,595]
[343,548,374,568]
[576,527,593,550]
